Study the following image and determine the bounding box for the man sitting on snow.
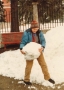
[20,20,55,85]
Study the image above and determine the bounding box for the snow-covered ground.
[0,26,64,87]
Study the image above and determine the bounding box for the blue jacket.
[20,28,46,49]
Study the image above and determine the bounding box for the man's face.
[32,28,39,33]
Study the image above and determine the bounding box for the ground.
[0,44,64,90]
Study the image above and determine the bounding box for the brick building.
[2,0,11,22]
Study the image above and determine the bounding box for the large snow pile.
[22,42,41,60]
[44,26,64,84]
[44,26,64,59]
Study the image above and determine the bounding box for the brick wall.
[2,0,11,22]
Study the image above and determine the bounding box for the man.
[20,20,55,85]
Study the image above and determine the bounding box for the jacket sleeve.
[20,31,28,49]
[40,31,46,48]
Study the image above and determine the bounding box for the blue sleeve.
[40,32,46,48]
[20,31,28,49]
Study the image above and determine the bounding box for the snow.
[0,26,64,87]
[22,42,41,60]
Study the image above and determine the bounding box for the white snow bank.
[44,26,64,59]
[44,26,64,84]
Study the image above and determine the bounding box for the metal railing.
[0,10,64,33]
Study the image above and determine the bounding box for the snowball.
[22,42,41,60]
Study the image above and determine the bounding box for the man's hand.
[20,50,26,54]
[39,47,44,53]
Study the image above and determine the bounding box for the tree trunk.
[11,0,19,32]
[32,2,38,22]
